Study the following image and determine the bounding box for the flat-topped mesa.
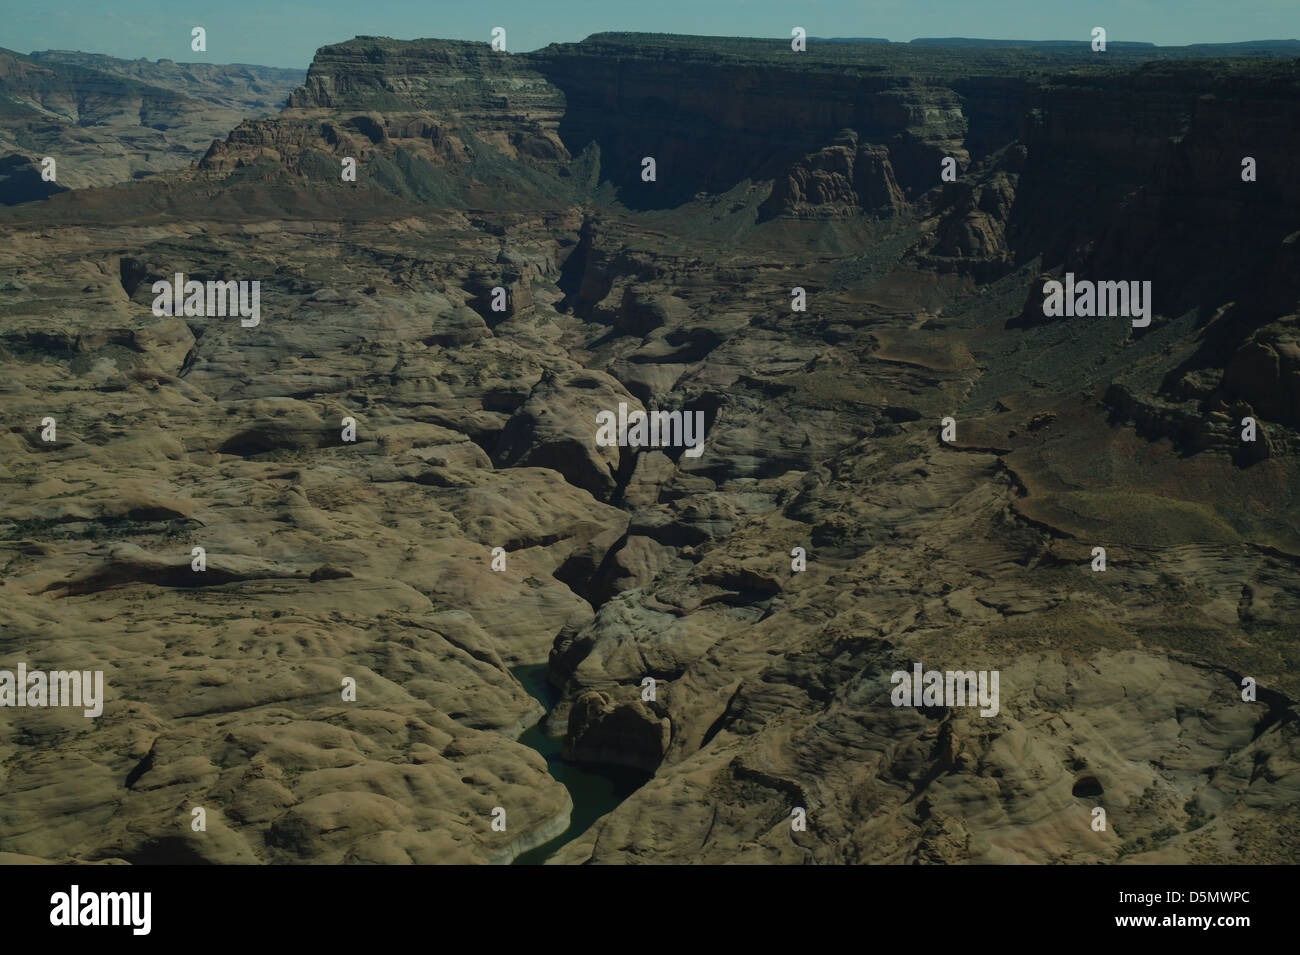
[288,36,565,120]
[200,36,571,181]
[198,32,1300,253]
[202,34,988,212]
[529,33,982,205]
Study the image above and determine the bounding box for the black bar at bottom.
[2,863,1278,943]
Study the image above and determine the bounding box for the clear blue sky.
[6,0,1298,68]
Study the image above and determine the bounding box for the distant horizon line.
[22,32,1300,70]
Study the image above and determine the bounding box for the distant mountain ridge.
[907,37,1300,54]
[0,48,304,200]
[29,50,305,112]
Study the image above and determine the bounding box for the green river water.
[510,664,651,865]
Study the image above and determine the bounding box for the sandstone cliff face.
[1223,331,1300,427]
[201,36,1300,282]
[287,38,570,170]
[200,36,1006,218]
[760,138,908,219]
[565,691,670,772]
[532,40,968,206]
[199,42,574,212]
[1051,66,1300,307]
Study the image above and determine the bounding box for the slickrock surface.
[1,34,1297,864]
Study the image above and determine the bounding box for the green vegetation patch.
[781,367,889,410]
[69,343,145,377]
[989,600,1136,660]
[1026,490,1242,547]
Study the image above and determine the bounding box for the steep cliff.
[204,36,1299,241]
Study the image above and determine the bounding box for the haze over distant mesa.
[0,24,1297,866]
[0,49,305,197]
